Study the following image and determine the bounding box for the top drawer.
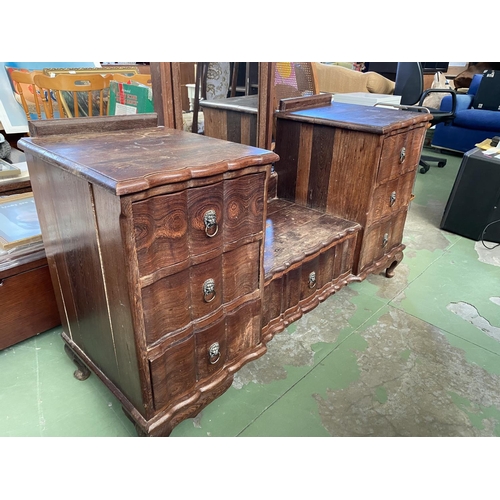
[376,127,425,185]
[132,172,266,279]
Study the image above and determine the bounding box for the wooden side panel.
[203,108,228,141]
[27,156,120,386]
[325,128,382,224]
[93,184,144,410]
[274,119,302,201]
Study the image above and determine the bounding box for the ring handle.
[203,278,216,303]
[209,342,221,365]
[204,209,218,238]
[308,271,317,289]
[399,147,406,163]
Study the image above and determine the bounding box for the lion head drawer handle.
[204,209,218,238]
[390,191,397,207]
[308,271,317,289]
[399,147,406,163]
[203,278,216,303]
[382,233,389,248]
[208,342,221,365]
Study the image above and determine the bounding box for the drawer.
[149,298,261,411]
[142,256,222,345]
[132,183,223,279]
[142,243,260,345]
[263,231,358,328]
[377,128,425,185]
[149,329,197,411]
[223,172,266,245]
[358,211,407,272]
[369,171,415,223]
[132,172,266,279]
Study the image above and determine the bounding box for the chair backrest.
[9,70,44,120]
[33,73,112,118]
[393,62,424,105]
[111,73,152,86]
[274,62,318,108]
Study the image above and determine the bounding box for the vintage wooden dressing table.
[19,94,430,436]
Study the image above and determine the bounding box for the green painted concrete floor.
[2,147,500,438]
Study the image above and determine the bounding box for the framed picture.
[0,159,21,179]
[0,192,42,250]
[42,66,139,77]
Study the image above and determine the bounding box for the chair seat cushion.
[453,109,500,131]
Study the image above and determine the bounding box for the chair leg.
[419,155,447,174]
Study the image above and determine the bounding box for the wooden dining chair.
[33,73,113,118]
[111,73,152,86]
[9,70,44,120]
[273,62,319,109]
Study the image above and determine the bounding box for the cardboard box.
[108,80,154,115]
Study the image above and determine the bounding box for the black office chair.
[393,62,457,173]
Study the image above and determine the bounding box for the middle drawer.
[141,241,261,345]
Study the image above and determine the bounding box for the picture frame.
[0,158,21,179]
[42,66,139,77]
[0,192,42,250]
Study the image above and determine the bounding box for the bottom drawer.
[358,210,407,272]
[149,299,261,412]
[262,232,358,329]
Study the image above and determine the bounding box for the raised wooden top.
[200,95,259,114]
[19,126,278,196]
[276,102,432,134]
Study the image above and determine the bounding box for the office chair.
[393,62,457,173]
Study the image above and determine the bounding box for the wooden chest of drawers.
[20,103,430,436]
[274,102,430,279]
[21,120,278,436]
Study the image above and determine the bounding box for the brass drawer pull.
[390,191,397,207]
[399,147,406,163]
[204,209,218,238]
[382,233,389,248]
[308,271,317,289]
[203,278,216,303]
[208,342,221,365]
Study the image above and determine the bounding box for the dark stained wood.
[274,101,429,275]
[28,114,159,138]
[277,101,432,134]
[20,127,279,196]
[150,62,183,130]
[201,96,259,147]
[21,98,429,437]
[0,258,60,350]
[279,93,332,112]
[257,62,275,151]
[0,177,31,196]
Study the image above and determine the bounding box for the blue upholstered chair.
[432,74,500,153]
